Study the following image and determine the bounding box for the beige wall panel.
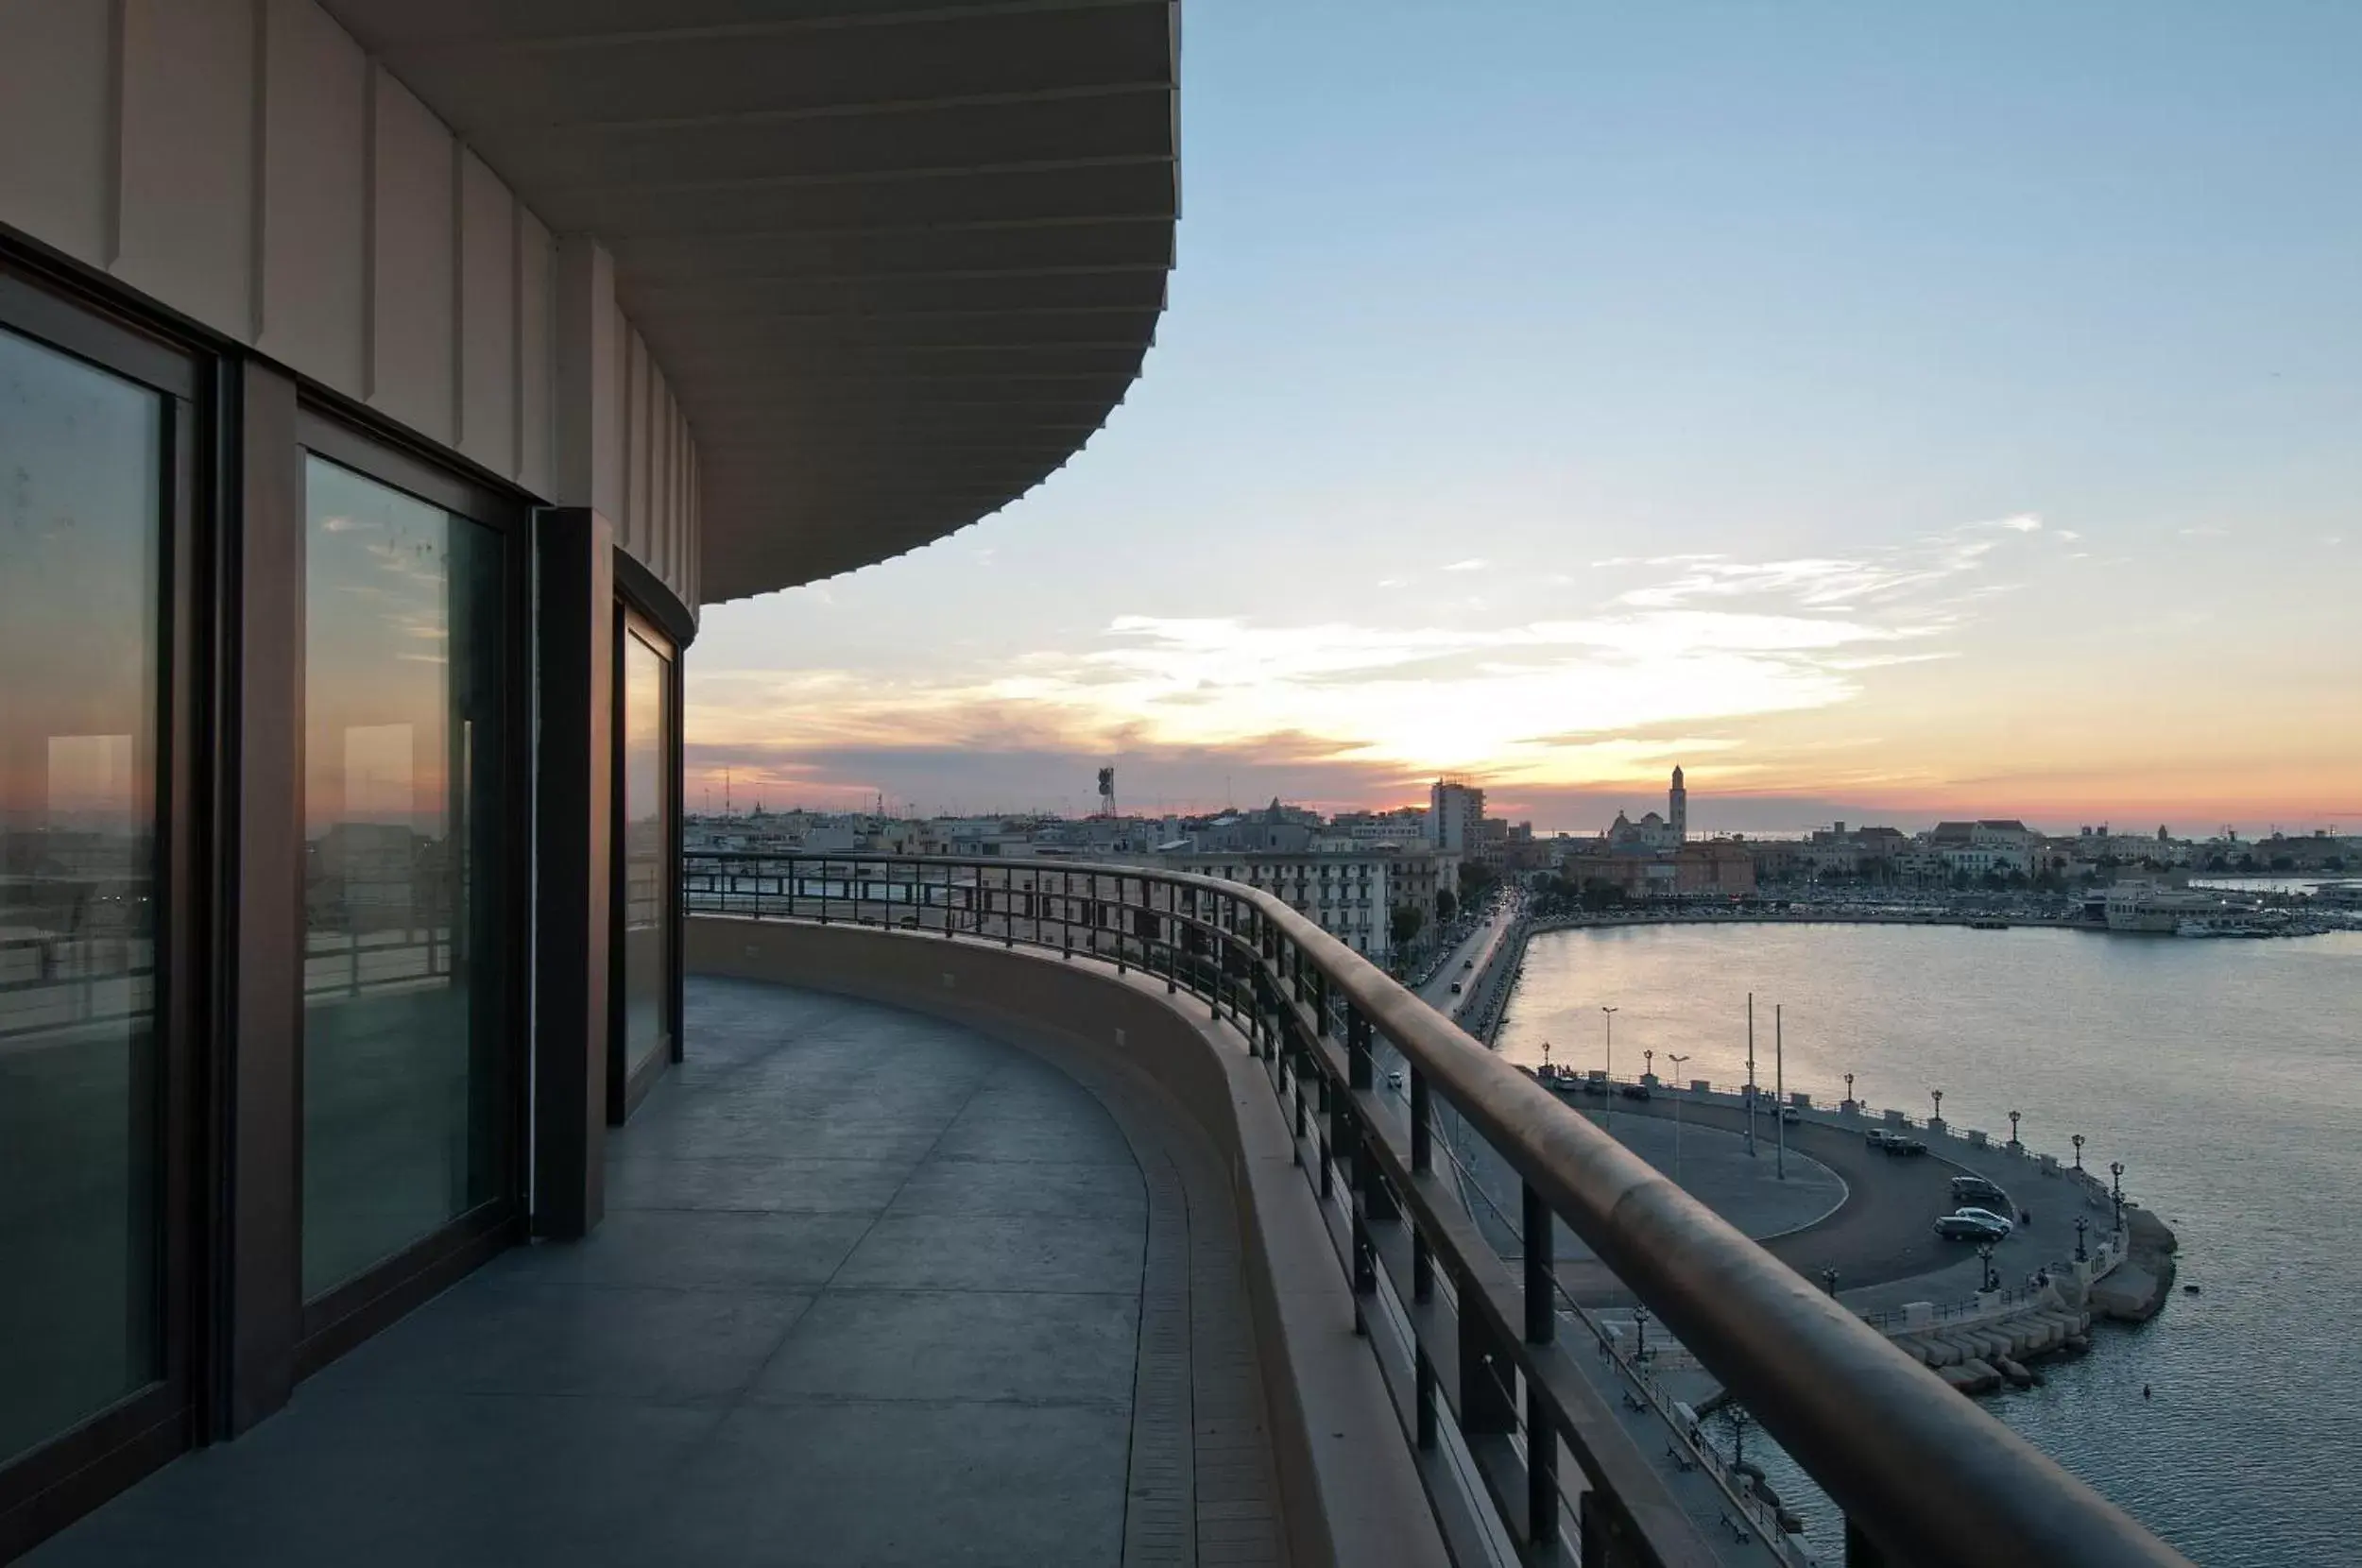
[256,0,367,395]
[0,0,115,265]
[368,68,455,446]
[517,207,554,498]
[117,0,256,334]
[551,240,620,517]
[648,365,672,583]
[456,147,515,473]
[625,327,652,558]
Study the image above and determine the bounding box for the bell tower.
[1669,765,1687,842]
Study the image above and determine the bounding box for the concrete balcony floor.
[32,978,1285,1567]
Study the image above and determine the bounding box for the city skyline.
[686,2,2361,837]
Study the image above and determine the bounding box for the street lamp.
[2110,1161,2126,1235]
[1601,1006,1618,1133]
[1644,1048,1654,1082]
[1632,1302,1651,1363]
[1929,1087,1944,1127]
[2072,1133,2085,1170]
[1977,1241,1999,1294]
[2075,1215,2089,1263]
[1667,1052,1691,1186]
[2008,1109,2022,1150]
[1821,1267,1840,1298]
[1844,1071,1856,1111]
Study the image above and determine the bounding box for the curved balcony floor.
[30,978,1283,1567]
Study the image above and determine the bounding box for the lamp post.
[2072,1133,2085,1170]
[2110,1161,2126,1235]
[1644,1047,1654,1083]
[1632,1302,1650,1364]
[1821,1267,1840,1298]
[1601,1006,1618,1133]
[2075,1215,2089,1263]
[1977,1241,1999,1294]
[1667,1052,1690,1187]
[1844,1071,1856,1112]
[1725,1405,1751,1469]
[2008,1109,2022,1150]
[1929,1087,1944,1129]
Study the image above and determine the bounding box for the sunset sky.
[688,1,2361,837]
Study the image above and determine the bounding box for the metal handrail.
[683,849,2190,1568]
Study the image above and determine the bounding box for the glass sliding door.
[0,323,166,1464]
[615,612,675,1111]
[300,454,513,1301]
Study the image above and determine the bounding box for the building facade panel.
[516,205,554,496]
[0,0,116,267]
[257,0,371,395]
[117,0,259,332]
[366,68,457,445]
[456,147,517,471]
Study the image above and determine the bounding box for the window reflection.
[301,456,509,1299]
[0,325,163,1463]
[621,625,672,1080]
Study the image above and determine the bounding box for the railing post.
[1524,1181,1559,1551]
[1530,1381,1559,1552]
[1411,1067,1432,1175]
[1522,1182,1555,1346]
[1346,1004,1371,1089]
[1457,1269,1516,1440]
[1414,1344,1438,1451]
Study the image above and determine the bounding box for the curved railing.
[685,849,2190,1568]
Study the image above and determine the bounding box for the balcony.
[26,852,2192,1567]
[31,975,1308,1567]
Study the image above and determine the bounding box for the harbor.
[1478,914,2362,1564]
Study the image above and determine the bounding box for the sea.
[1494,921,2362,1566]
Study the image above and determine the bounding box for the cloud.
[2179,526,2227,538]
[1994,515,2044,533]
[688,514,2045,810]
[1375,577,1406,588]
[1443,557,1489,572]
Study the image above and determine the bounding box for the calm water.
[1497,923,2362,1567]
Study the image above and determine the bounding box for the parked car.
[1449,980,1463,994]
[1949,1206,2014,1236]
[1779,1106,1801,1125]
[1951,1175,2009,1207]
[1617,1082,1652,1101]
[1866,1131,1928,1156]
[1935,1213,2011,1242]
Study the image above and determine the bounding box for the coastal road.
[1540,1093,2056,1306]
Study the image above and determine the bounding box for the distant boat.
[2106,882,2232,933]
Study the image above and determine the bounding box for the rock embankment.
[2087,1205,2179,1323]
[1898,1304,2094,1394]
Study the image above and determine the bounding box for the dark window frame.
[0,255,210,1554]
[608,599,683,1124]
[286,404,536,1369]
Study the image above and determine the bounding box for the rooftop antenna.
[724,768,732,818]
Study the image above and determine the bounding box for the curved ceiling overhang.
[319,0,1180,603]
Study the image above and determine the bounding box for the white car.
[1949,1207,2014,1236]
